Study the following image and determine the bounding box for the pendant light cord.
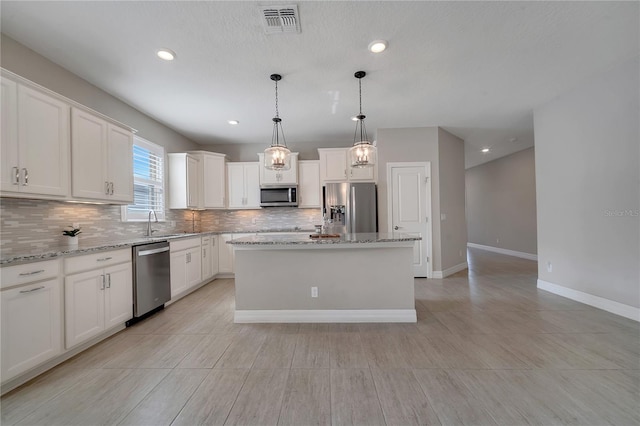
[274,78,279,119]
[354,74,368,144]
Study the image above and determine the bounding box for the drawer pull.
[96,257,113,262]
[20,286,45,294]
[19,269,45,276]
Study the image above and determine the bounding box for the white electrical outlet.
[311,287,318,298]
[547,262,553,272]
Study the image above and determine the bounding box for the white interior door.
[388,163,431,278]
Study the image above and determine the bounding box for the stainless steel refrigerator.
[323,182,378,234]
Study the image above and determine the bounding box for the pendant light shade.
[264,74,291,171]
[348,71,377,168]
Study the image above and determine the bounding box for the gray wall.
[466,147,537,255]
[534,57,639,309]
[1,34,199,153]
[438,128,468,270]
[206,140,350,162]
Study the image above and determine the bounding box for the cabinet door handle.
[97,257,113,262]
[100,274,105,290]
[109,182,114,195]
[12,167,19,185]
[186,253,190,263]
[19,286,45,294]
[105,181,110,195]
[203,248,206,258]
[21,168,28,185]
[106,273,111,288]
[344,169,347,178]
[19,269,45,276]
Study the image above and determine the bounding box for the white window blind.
[121,137,166,221]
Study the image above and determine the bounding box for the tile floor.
[1,248,639,425]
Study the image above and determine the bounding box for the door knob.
[394,226,399,230]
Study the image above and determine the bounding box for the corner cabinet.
[64,249,133,349]
[168,153,201,209]
[1,259,63,382]
[191,151,227,209]
[298,160,321,208]
[1,77,70,198]
[258,152,298,185]
[227,163,260,209]
[318,148,376,183]
[71,108,133,203]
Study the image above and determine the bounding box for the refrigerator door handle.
[351,186,356,233]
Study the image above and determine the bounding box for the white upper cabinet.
[318,148,376,183]
[258,152,298,185]
[194,151,226,209]
[1,78,70,197]
[168,153,201,209]
[71,108,133,203]
[169,151,226,210]
[298,160,321,208]
[227,162,260,209]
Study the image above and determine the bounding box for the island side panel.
[234,245,414,313]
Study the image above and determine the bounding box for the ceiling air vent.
[260,5,300,34]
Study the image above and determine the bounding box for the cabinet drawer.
[1,259,60,289]
[64,248,131,275]
[170,237,201,252]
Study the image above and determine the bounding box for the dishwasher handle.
[138,246,170,257]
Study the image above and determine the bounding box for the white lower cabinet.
[202,235,219,281]
[218,233,252,274]
[1,274,62,382]
[218,234,234,274]
[170,237,202,298]
[64,250,132,349]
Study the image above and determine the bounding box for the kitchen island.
[229,233,421,323]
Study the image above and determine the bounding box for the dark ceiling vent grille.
[261,5,300,34]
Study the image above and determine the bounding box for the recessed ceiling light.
[156,48,176,61]
[481,148,490,153]
[368,40,388,53]
[228,120,239,125]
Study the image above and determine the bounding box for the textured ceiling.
[1,1,638,168]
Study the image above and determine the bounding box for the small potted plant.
[62,225,82,247]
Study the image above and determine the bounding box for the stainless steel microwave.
[260,186,298,207]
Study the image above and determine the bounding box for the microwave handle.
[288,188,293,203]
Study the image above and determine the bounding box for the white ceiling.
[1,1,638,168]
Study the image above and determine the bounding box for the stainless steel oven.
[260,185,298,207]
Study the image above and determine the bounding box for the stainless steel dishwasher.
[128,241,171,325]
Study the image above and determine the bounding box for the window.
[121,137,165,221]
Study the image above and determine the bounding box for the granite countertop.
[228,232,422,245]
[0,228,315,266]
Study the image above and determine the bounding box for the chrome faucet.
[146,210,158,236]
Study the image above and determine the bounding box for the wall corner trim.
[467,243,538,261]
[537,279,640,322]
[432,262,468,279]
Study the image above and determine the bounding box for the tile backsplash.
[0,198,322,254]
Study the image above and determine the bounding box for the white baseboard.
[432,262,468,279]
[234,309,417,323]
[537,279,640,322]
[467,242,538,261]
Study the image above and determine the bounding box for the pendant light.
[264,73,291,171]
[348,71,377,168]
